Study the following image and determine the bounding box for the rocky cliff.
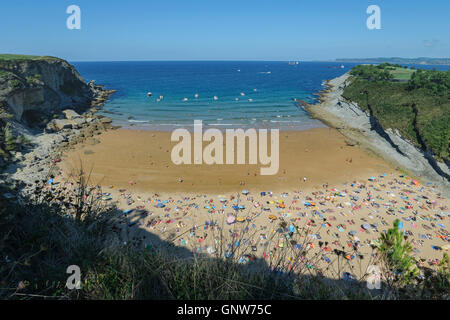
[0,55,112,127]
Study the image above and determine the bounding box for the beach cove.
[54,111,449,279]
[3,60,448,290]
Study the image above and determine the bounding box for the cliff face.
[0,57,97,126]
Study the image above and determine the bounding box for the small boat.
[194,93,199,98]
[213,96,218,101]
[248,98,253,102]
[147,92,152,97]
[240,92,245,96]
[183,97,188,101]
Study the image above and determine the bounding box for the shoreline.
[301,73,450,197]
[60,127,396,194]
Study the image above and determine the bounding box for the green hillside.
[0,54,60,61]
[343,64,450,162]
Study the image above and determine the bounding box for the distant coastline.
[334,57,450,66]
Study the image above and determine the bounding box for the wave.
[128,119,150,123]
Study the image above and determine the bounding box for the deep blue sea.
[71,61,448,130]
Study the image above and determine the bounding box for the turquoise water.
[71,61,356,130]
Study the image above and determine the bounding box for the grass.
[390,67,415,81]
[0,54,61,62]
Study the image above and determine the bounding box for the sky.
[0,0,449,61]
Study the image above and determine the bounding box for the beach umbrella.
[342,272,355,281]
[242,190,250,195]
[207,246,216,254]
[398,221,404,229]
[268,214,277,221]
[236,217,245,223]
[227,215,236,224]
[362,223,371,230]
[122,209,134,216]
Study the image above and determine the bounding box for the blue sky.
[0,0,448,61]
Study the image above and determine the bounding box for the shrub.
[8,79,23,90]
[25,74,42,85]
[4,123,16,151]
[377,219,419,293]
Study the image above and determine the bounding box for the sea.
[71,61,448,131]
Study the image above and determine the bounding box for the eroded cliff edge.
[0,55,113,126]
[300,73,450,196]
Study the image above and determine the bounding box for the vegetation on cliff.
[336,57,450,66]
[0,54,61,62]
[343,64,450,162]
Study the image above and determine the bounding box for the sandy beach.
[61,127,396,193]
[55,125,449,279]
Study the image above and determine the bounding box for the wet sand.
[62,127,396,194]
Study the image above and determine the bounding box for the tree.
[377,219,419,292]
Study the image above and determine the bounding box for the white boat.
[213,96,218,101]
[194,93,199,98]
[183,97,188,101]
[147,92,152,97]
